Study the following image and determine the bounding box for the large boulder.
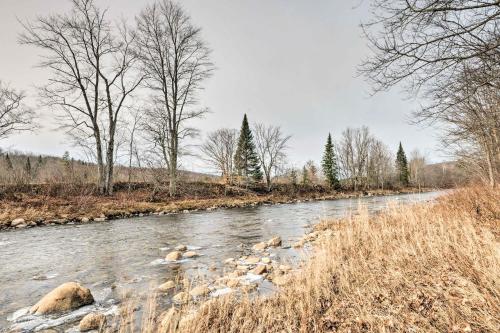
[79,312,106,331]
[30,282,94,315]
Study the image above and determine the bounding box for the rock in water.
[175,245,187,251]
[30,282,94,314]
[158,280,176,292]
[252,242,267,251]
[189,285,210,297]
[261,257,271,264]
[79,312,106,331]
[183,251,198,258]
[165,251,183,261]
[267,236,282,247]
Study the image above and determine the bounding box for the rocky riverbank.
[0,186,430,231]
[7,229,326,332]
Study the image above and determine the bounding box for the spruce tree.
[396,142,409,186]
[301,165,308,185]
[5,154,13,170]
[321,133,340,189]
[25,157,32,179]
[290,168,298,186]
[234,114,262,182]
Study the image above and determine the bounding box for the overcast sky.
[0,0,442,172]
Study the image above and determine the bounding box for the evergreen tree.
[5,154,13,170]
[301,165,308,185]
[289,168,298,186]
[234,114,262,182]
[321,133,340,189]
[25,157,32,179]
[396,142,409,186]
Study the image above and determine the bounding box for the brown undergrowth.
[126,186,499,332]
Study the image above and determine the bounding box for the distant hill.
[0,149,219,185]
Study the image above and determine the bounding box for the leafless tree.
[253,123,291,191]
[19,0,142,194]
[201,128,237,184]
[361,0,500,93]
[126,109,142,189]
[337,127,372,190]
[0,81,34,141]
[304,160,319,185]
[135,0,214,196]
[409,149,427,189]
[361,0,500,187]
[416,62,499,186]
[367,139,393,190]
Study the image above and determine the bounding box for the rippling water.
[0,191,444,331]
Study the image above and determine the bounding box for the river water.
[0,191,443,331]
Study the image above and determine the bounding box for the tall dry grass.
[124,186,500,333]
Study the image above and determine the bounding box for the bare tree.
[136,0,214,196]
[0,81,34,141]
[367,139,393,190]
[126,109,142,189]
[361,0,500,187]
[361,0,500,93]
[429,68,500,187]
[304,160,319,185]
[409,149,427,189]
[20,0,142,194]
[253,123,291,191]
[201,128,238,184]
[337,127,371,190]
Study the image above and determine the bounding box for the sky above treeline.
[0,0,442,172]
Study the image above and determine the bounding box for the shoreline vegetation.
[114,185,498,333]
[0,182,433,231]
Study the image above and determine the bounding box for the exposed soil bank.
[0,182,432,231]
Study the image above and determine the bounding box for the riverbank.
[0,182,430,231]
[139,185,499,332]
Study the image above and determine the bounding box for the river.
[0,191,444,331]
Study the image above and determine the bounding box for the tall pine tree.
[396,142,409,186]
[234,114,262,182]
[25,157,32,180]
[321,133,340,189]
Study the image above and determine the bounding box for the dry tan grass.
[122,186,499,333]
